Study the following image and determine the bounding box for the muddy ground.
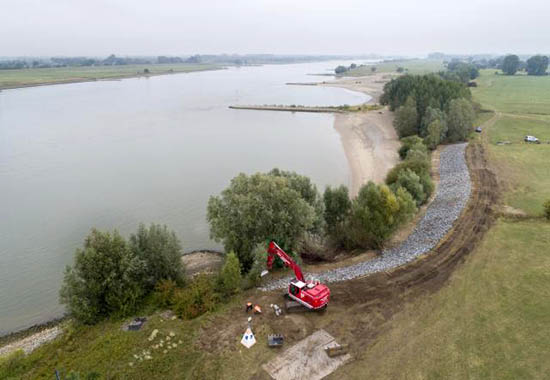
[196,142,498,379]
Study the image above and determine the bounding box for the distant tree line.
[0,54,188,70]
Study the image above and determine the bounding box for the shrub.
[348,182,416,248]
[392,169,426,206]
[217,252,242,297]
[544,200,550,220]
[242,247,268,289]
[386,159,431,185]
[129,224,185,291]
[59,229,145,324]
[207,171,318,271]
[398,135,424,159]
[153,279,178,308]
[173,274,217,320]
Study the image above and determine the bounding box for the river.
[0,61,368,335]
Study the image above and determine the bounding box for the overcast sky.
[2,0,548,57]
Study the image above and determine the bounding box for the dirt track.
[323,141,499,360]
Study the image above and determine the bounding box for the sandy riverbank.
[323,73,400,196]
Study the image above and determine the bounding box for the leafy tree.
[394,96,418,138]
[447,98,475,142]
[129,224,185,291]
[217,252,242,296]
[420,106,447,138]
[269,169,324,233]
[386,158,431,185]
[501,55,520,75]
[59,229,145,324]
[392,169,426,206]
[207,172,316,271]
[335,65,348,74]
[348,183,416,248]
[323,185,352,246]
[425,119,444,150]
[526,55,549,76]
[398,135,424,159]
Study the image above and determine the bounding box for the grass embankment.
[0,64,221,89]
[345,59,445,76]
[326,66,550,379]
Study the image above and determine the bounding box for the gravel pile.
[0,326,62,356]
[260,143,471,291]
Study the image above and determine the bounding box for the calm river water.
[0,61,367,334]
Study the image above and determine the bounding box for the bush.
[386,158,431,185]
[207,171,318,271]
[59,229,146,324]
[153,279,178,308]
[217,252,242,297]
[447,98,475,142]
[544,200,550,220]
[173,274,217,320]
[348,182,416,248]
[398,135,424,159]
[392,169,426,206]
[129,223,185,291]
[242,247,268,289]
[420,107,447,139]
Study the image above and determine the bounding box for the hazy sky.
[2,0,549,57]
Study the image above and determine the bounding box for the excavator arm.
[266,241,305,282]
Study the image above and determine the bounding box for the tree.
[268,169,324,233]
[420,107,446,138]
[59,229,145,324]
[425,119,444,150]
[447,98,475,142]
[398,135,425,159]
[394,96,418,138]
[335,65,348,74]
[217,252,242,296]
[392,169,426,206]
[129,223,185,291]
[207,172,317,271]
[348,183,416,248]
[501,55,520,75]
[323,185,352,246]
[526,55,549,76]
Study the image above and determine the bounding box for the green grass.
[488,116,550,215]
[329,219,550,380]
[0,64,221,89]
[328,58,550,379]
[345,59,445,76]
[472,70,550,115]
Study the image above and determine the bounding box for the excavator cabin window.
[290,284,299,296]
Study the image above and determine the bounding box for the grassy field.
[472,70,550,115]
[325,63,550,379]
[329,219,550,380]
[345,59,445,76]
[0,64,221,89]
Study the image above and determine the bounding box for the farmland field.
[0,64,221,89]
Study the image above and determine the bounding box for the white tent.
[241,327,256,349]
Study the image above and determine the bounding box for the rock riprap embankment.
[260,143,471,291]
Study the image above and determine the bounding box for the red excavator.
[263,241,330,310]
